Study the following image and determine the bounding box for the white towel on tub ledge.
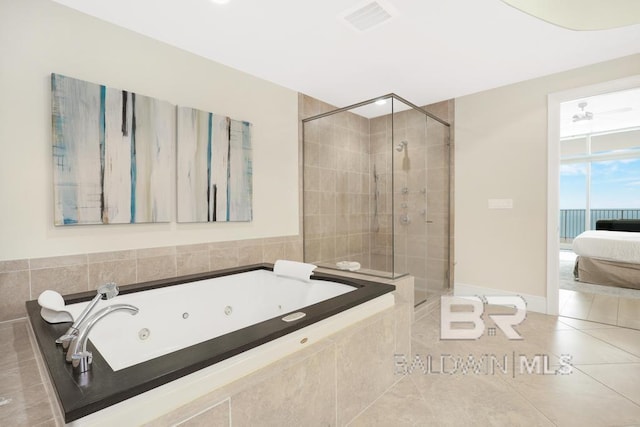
[273,260,317,282]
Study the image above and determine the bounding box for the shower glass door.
[302,94,451,306]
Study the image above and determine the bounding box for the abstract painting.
[51,73,175,225]
[177,107,252,222]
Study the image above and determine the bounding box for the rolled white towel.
[274,260,317,282]
[336,261,361,271]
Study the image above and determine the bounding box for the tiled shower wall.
[0,237,302,323]
[301,95,373,269]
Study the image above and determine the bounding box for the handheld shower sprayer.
[56,282,119,349]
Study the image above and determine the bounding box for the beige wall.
[455,54,640,298]
[0,0,299,261]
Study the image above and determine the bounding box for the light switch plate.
[488,199,513,209]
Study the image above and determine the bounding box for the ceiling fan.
[572,102,593,122]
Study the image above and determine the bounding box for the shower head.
[395,140,408,152]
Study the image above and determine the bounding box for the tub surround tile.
[137,255,177,283]
[88,259,137,290]
[175,243,210,254]
[30,264,88,300]
[210,246,239,270]
[87,250,136,263]
[32,418,58,427]
[148,339,336,427]
[0,321,34,370]
[0,259,29,273]
[26,321,65,426]
[29,254,87,270]
[2,236,312,326]
[176,399,230,427]
[136,246,176,259]
[0,270,30,321]
[395,303,412,357]
[284,240,303,262]
[231,344,336,427]
[262,242,285,264]
[176,251,210,276]
[260,236,288,245]
[336,311,396,425]
[0,356,43,394]
[26,266,394,423]
[0,320,56,427]
[0,382,54,427]
[237,244,263,266]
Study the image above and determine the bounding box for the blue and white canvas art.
[51,73,175,225]
[177,107,252,222]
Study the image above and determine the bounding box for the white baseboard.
[454,282,547,314]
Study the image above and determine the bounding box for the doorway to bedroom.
[557,87,640,327]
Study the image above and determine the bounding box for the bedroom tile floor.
[558,250,640,328]
[349,308,640,427]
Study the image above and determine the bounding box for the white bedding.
[572,230,640,264]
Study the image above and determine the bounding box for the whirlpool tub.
[26,264,395,425]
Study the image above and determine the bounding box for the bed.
[572,220,640,290]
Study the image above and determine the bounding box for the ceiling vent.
[340,1,396,32]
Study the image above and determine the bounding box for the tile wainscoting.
[0,236,303,323]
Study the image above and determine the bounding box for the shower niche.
[302,94,452,306]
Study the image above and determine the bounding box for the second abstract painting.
[177,107,253,222]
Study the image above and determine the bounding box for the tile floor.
[349,308,640,426]
[559,250,640,329]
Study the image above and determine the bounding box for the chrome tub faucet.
[66,304,139,373]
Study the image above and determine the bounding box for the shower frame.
[302,93,451,288]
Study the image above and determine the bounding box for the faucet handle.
[71,350,93,373]
[56,330,78,350]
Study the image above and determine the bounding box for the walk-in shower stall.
[302,94,452,306]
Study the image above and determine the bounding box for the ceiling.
[52,0,640,113]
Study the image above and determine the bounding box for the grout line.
[345,374,406,426]
[27,258,32,301]
[0,316,28,326]
[334,343,338,427]
[170,398,231,427]
[573,364,640,410]
[578,329,640,359]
